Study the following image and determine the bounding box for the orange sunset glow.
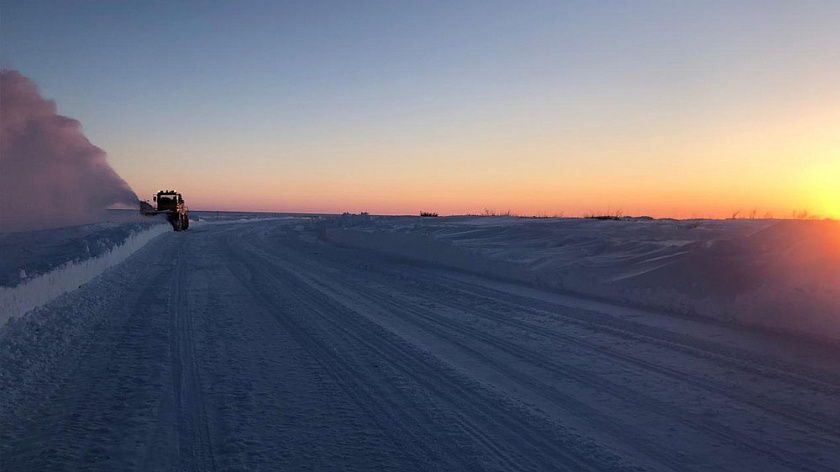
[4,1,838,219]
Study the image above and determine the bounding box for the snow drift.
[0,222,169,327]
[325,216,840,339]
[0,69,137,233]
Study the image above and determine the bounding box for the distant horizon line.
[107,208,838,222]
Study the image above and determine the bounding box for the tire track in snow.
[342,263,840,445]
[426,290,840,442]
[411,268,840,394]
[288,264,691,472]
[314,224,840,395]
[220,236,477,472]
[268,251,753,472]
[257,226,840,472]
[1,234,178,471]
[170,237,217,472]
[388,271,840,443]
[6,219,836,470]
[350,283,837,472]
[300,230,840,432]
[224,232,632,472]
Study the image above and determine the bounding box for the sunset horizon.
[3,1,837,221]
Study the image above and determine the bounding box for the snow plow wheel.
[167,212,187,231]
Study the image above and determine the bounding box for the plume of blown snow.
[0,69,138,233]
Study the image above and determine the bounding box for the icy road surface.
[2,219,840,471]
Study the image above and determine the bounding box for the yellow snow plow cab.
[139,190,190,231]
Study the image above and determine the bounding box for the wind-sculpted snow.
[0,221,169,326]
[326,216,840,339]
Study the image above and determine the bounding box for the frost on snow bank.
[0,223,170,327]
[326,216,840,340]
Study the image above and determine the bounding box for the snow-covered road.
[2,219,839,471]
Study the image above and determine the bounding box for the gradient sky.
[2,1,839,218]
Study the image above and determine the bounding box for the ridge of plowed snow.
[0,223,170,326]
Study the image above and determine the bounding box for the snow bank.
[326,216,840,339]
[206,216,291,226]
[0,223,169,327]
[0,214,159,287]
[191,211,316,224]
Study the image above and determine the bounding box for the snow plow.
[139,190,190,231]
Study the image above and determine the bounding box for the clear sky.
[2,1,839,218]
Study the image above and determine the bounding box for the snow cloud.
[0,69,138,232]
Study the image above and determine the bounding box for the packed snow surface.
[2,216,839,471]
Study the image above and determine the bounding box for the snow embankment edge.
[0,224,171,327]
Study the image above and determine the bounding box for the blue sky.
[3,1,839,216]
